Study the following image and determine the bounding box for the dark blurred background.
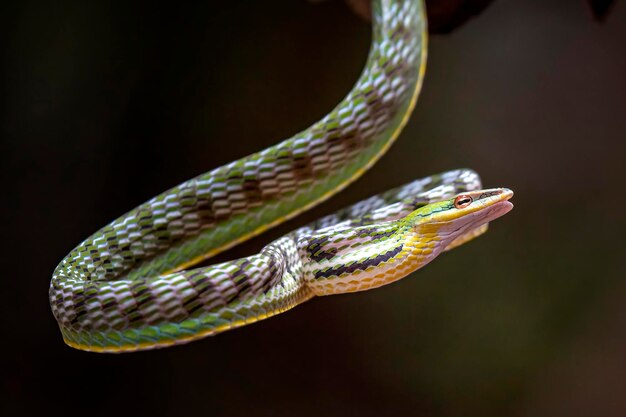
[2,0,625,416]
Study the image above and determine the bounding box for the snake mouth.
[416,188,514,239]
[424,188,514,224]
[466,187,513,220]
[454,192,514,235]
[480,188,514,217]
[475,200,513,225]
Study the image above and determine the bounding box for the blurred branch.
[311,0,497,33]
[587,0,616,21]
[312,0,620,32]
[423,0,496,33]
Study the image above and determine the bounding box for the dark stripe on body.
[314,244,404,280]
[307,227,397,262]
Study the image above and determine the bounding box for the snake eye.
[454,195,473,209]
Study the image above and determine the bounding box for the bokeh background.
[3,0,625,416]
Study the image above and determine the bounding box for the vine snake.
[49,0,513,352]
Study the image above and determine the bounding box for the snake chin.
[438,200,514,249]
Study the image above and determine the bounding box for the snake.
[49,0,514,353]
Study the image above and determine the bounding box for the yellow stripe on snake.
[49,0,513,352]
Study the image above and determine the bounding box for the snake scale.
[49,0,513,352]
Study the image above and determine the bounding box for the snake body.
[49,0,513,352]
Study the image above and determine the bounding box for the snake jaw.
[411,188,514,249]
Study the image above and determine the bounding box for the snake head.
[409,188,514,250]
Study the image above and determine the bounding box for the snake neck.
[300,218,443,296]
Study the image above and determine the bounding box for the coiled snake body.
[49,0,513,352]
